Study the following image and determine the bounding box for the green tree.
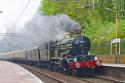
[39,0,125,54]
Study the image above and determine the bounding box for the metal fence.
[90,41,125,55]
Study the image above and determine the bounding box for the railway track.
[20,64,125,83]
[75,77,95,83]
[94,75,125,83]
[76,75,125,83]
[20,64,93,83]
[21,65,66,83]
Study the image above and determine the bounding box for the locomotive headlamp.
[75,63,80,68]
[94,57,98,60]
[74,58,77,62]
[96,61,101,66]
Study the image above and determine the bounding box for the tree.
[39,0,125,46]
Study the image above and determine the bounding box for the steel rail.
[76,76,125,83]
[75,77,95,83]
[94,75,125,83]
[22,65,66,83]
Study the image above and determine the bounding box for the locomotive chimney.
[75,29,81,34]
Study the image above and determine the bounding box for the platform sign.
[110,38,121,63]
[111,38,120,43]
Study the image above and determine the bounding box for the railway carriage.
[25,47,40,65]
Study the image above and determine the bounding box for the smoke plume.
[0,12,81,52]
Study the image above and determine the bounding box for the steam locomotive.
[4,32,101,76]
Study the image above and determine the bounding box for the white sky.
[0,0,41,33]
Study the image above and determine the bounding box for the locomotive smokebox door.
[71,36,91,55]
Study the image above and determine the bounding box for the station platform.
[102,63,125,68]
[0,60,43,83]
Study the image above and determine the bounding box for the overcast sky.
[0,0,41,33]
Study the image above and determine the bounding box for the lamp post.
[106,8,118,51]
[115,11,118,57]
[106,8,119,63]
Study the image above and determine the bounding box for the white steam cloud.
[0,12,81,53]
